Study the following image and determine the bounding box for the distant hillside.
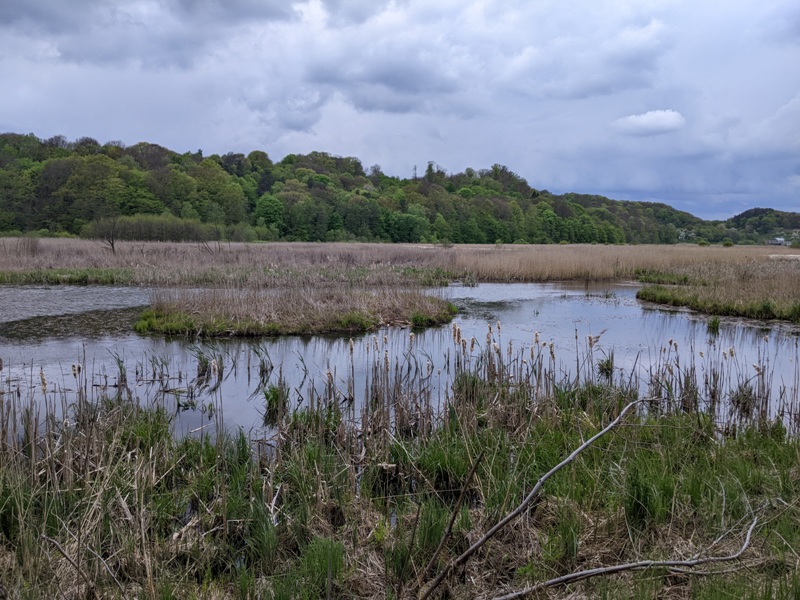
[0,132,797,245]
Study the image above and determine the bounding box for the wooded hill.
[0,132,796,245]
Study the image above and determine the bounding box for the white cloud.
[614,109,687,136]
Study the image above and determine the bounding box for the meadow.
[1,238,800,598]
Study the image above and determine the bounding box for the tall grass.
[1,325,799,598]
[1,238,797,285]
[637,258,800,322]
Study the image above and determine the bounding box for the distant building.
[769,237,786,245]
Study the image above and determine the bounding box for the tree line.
[0,132,793,245]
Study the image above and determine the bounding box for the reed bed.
[2,237,797,286]
[1,327,799,598]
[4,238,799,325]
[137,285,457,336]
[637,257,800,322]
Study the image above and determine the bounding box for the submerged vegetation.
[1,326,799,598]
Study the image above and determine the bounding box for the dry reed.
[1,238,798,285]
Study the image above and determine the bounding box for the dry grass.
[637,256,800,321]
[140,285,456,335]
[2,238,798,285]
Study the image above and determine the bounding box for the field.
[1,238,800,598]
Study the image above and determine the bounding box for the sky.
[1,0,798,219]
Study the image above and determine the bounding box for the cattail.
[534,331,540,344]
[728,347,735,357]
[462,338,467,354]
[349,338,354,354]
[470,337,476,352]
[40,367,47,393]
[211,359,218,377]
[71,364,77,378]
[496,320,501,333]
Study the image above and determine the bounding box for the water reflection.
[0,282,797,434]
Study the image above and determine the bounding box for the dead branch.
[419,399,642,600]
[491,515,759,599]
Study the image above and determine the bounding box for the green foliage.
[0,133,795,243]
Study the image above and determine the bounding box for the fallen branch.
[419,399,641,600]
[492,515,759,599]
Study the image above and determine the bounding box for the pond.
[1,282,798,435]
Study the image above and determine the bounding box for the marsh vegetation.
[1,238,800,598]
[1,325,799,598]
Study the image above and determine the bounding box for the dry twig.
[491,515,760,599]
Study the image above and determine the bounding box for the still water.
[1,282,798,434]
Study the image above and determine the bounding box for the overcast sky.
[1,0,798,219]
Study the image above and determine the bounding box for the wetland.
[1,239,800,599]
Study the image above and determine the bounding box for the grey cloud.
[306,41,462,114]
[319,0,393,25]
[0,0,101,34]
[0,0,295,68]
[172,0,293,25]
[498,19,670,100]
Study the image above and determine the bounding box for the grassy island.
[135,286,457,336]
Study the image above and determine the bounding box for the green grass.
[638,285,800,322]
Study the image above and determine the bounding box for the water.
[1,282,798,434]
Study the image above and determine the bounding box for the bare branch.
[492,515,759,600]
[419,399,642,600]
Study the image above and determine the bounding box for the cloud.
[0,0,295,68]
[1,0,798,218]
[614,110,686,136]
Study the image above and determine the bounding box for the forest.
[0,132,797,245]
